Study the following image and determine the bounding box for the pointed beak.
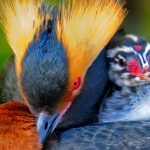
[138,74,150,81]
[138,66,150,81]
[37,102,72,144]
[37,112,60,144]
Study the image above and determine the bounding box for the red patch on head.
[134,45,142,52]
[127,59,142,76]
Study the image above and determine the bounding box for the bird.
[0,0,127,145]
[99,32,150,123]
[0,101,41,150]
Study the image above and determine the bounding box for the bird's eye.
[119,59,126,66]
[72,77,81,91]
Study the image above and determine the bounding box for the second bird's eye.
[119,59,126,66]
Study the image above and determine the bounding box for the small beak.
[36,102,72,144]
[138,66,150,81]
[138,74,150,81]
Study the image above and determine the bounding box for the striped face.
[107,34,150,87]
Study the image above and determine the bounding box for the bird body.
[100,84,150,122]
[99,33,150,123]
[0,101,40,150]
[50,121,150,150]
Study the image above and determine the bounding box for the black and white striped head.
[107,34,150,87]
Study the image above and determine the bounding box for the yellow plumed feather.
[0,0,51,75]
[57,0,127,95]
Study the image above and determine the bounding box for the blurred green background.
[0,0,150,69]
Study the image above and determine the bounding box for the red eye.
[72,77,81,91]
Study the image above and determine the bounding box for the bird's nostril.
[44,122,49,130]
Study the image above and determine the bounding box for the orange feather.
[0,101,41,150]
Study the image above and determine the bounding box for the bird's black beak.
[37,102,72,144]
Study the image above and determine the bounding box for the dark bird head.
[0,0,127,144]
[107,34,150,87]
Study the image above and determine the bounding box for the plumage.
[0,0,127,144]
[99,33,150,123]
[50,121,150,150]
[0,101,41,150]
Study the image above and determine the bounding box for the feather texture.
[0,101,41,150]
[57,0,127,79]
